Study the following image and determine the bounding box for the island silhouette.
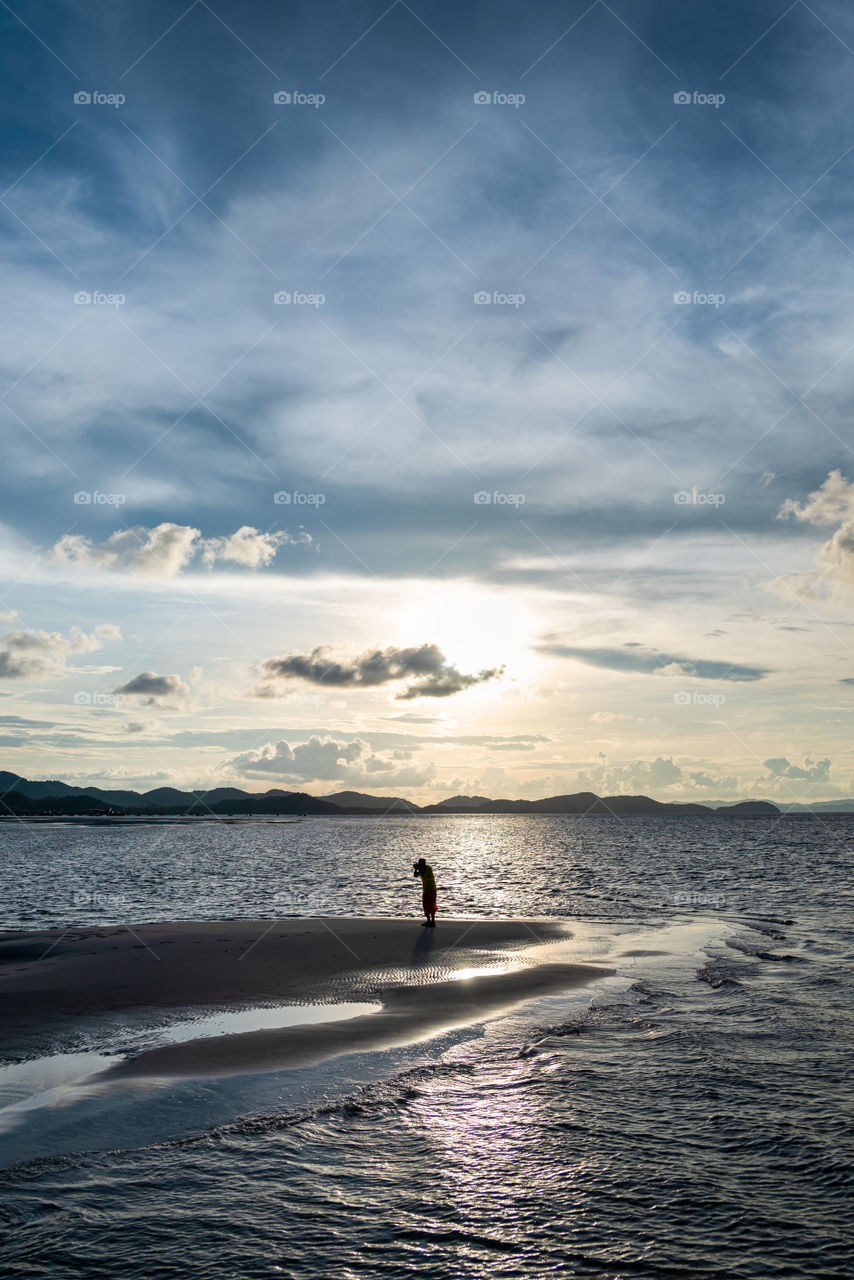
[0,770,784,818]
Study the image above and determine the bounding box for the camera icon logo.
[673,491,692,505]
[673,291,691,305]
[473,491,492,505]
[273,291,291,304]
[73,491,92,504]
[74,90,92,104]
[673,691,691,705]
[73,291,92,305]
[273,491,291,504]
[473,91,492,105]
[473,291,491,304]
[673,91,691,105]
[273,91,291,104]
[73,691,92,705]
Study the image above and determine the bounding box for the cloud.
[763,755,830,782]
[774,472,854,601]
[113,671,189,708]
[66,768,172,784]
[53,524,201,579]
[253,643,503,700]
[779,470,854,526]
[200,526,311,568]
[224,735,435,788]
[577,756,744,796]
[684,770,739,792]
[51,524,307,579]
[538,642,768,682]
[382,713,447,724]
[0,623,120,680]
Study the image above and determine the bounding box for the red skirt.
[422,889,437,915]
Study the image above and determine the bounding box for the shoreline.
[0,917,609,1076]
[108,960,605,1079]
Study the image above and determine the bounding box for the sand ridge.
[0,917,610,1078]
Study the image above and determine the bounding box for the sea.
[0,814,852,1279]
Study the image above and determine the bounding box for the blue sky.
[2,0,854,801]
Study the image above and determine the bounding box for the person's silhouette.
[413,857,437,926]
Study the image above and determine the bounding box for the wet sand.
[0,917,608,1079]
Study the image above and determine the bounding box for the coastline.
[0,917,609,1078]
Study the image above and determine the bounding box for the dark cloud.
[254,643,503,700]
[537,642,769,683]
[113,672,189,706]
[764,756,830,782]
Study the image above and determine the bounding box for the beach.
[0,916,607,1077]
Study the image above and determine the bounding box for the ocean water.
[1,815,853,1279]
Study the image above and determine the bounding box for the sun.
[395,582,535,680]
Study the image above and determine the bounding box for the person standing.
[413,857,437,926]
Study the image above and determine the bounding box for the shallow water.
[1,815,852,1278]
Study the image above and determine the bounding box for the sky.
[2,0,854,803]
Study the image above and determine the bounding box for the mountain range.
[0,771,791,817]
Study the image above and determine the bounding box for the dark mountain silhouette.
[324,790,419,811]
[0,770,784,817]
[430,794,492,809]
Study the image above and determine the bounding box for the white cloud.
[51,524,307,579]
[0,623,121,680]
[775,471,854,600]
[578,756,684,794]
[224,735,435,789]
[201,525,311,568]
[779,470,854,526]
[53,524,201,579]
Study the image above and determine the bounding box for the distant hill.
[0,770,786,817]
[324,790,418,812]
[430,794,492,810]
[0,788,118,816]
[780,799,854,813]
